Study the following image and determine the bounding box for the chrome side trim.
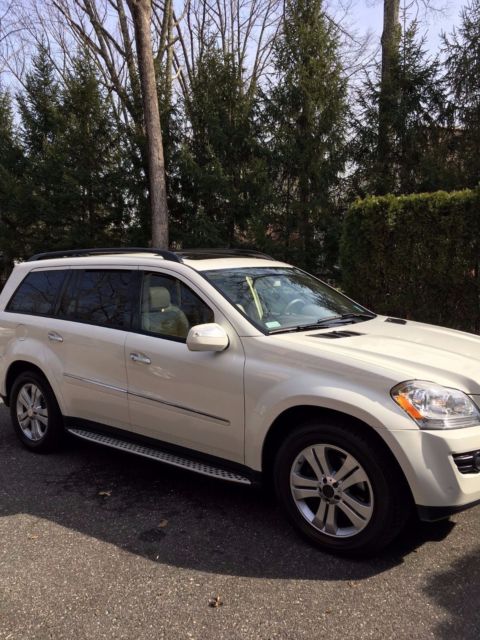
[63,373,230,425]
[67,428,251,485]
[64,373,127,394]
[128,390,230,426]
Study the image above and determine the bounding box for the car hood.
[273,316,480,394]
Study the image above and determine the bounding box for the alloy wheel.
[290,443,374,538]
[16,383,49,442]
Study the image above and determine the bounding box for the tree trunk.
[127,0,169,248]
[378,0,401,194]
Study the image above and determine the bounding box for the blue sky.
[350,0,465,55]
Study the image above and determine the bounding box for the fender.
[2,338,67,414]
[244,375,422,500]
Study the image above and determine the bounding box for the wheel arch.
[261,405,413,502]
[4,361,57,408]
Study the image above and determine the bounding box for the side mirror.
[186,323,229,352]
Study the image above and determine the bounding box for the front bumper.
[417,499,480,522]
[385,424,480,517]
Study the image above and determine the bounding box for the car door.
[125,270,246,463]
[48,267,137,430]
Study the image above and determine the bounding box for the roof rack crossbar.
[27,248,183,263]
[176,248,274,260]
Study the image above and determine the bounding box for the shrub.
[341,188,480,333]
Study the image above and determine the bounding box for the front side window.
[65,269,135,329]
[7,270,68,316]
[140,273,214,340]
[204,267,373,333]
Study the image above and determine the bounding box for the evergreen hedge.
[340,188,480,333]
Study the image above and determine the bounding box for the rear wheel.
[10,371,64,452]
[274,420,411,556]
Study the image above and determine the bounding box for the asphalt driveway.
[1,402,479,639]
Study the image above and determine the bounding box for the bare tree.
[172,0,282,99]
[2,0,171,245]
[1,0,374,109]
[0,0,382,244]
[127,0,168,247]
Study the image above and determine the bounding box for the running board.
[67,428,252,485]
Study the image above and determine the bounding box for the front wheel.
[274,421,411,556]
[10,371,64,452]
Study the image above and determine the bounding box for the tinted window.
[67,270,135,329]
[7,270,67,316]
[140,273,214,340]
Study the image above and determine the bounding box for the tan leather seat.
[143,286,190,338]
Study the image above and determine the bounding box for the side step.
[67,428,252,485]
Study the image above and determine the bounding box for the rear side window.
[64,269,135,329]
[7,270,67,316]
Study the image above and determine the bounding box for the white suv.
[1,248,480,556]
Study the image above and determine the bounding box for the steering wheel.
[283,298,305,314]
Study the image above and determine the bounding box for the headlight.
[391,381,480,429]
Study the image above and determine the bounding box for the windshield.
[204,267,374,334]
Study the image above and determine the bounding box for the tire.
[274,420,411,556]
[10,370,64,453]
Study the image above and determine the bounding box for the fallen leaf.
[158,519,168,528]
[208,596,223,608]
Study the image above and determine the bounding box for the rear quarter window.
[6,270,68,316]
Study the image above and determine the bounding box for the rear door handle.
[130,352,151,365]
[48,331,64,343]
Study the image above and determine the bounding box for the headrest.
[150,286,171,310]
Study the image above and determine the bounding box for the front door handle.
[48,331,64,343]
[130,352,151,365]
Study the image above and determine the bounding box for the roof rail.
[177,248,274,260]
[27,248,183,263]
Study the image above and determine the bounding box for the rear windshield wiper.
[268,312,376,334]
